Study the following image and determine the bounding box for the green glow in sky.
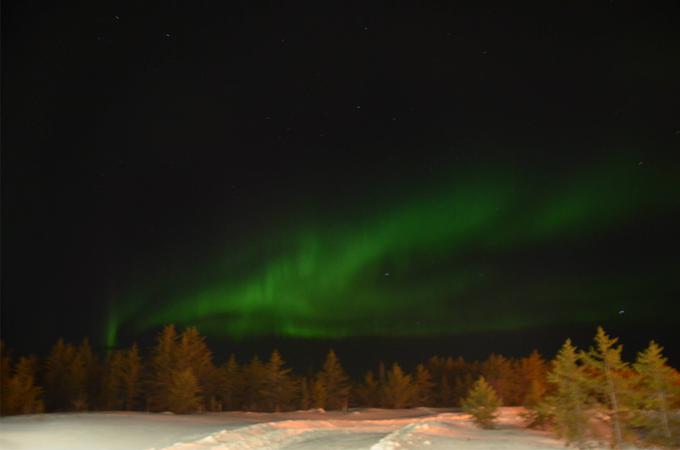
[105,161,678,346]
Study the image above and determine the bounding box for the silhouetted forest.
[2,325,679,448]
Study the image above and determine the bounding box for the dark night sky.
[2,1,680,367]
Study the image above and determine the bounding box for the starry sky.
[2,1,680,362]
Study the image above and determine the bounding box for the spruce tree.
[383,363,416,408]
[462,376,501,429]
[546,339,592,447]
[517,350,547,407]
[176,327,218,410]
[167,368,202,414]
[481,353,514,405]
[220,354,240,411]
[4,356,44,415]
[148,324,178,411]
[413,364,434,407]
[262,350,293,412]
[120,344,142,410]
[45,338,78,411]
[356,371,380,407]
[315,350,350,410]
[582,327,630,449]
[632,341,680,447]
[1,341,12,415]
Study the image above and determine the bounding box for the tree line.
[0,324,550,414]
[1,325,678,448]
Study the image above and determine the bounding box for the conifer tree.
[481,353,514,405]
[582,327,630,449]
[176,327,218,410]
[299,376,311,410]
[518,350,548,407]
[148,324,178,411]
[315,350,350,410]
[220,354,240,411]
[355,370,380,407]
[462,376,501,429]
[120,344,142,410]
[546,339,592,447]
[1,341,12,415]
[241,356,266,411]
[45,338,78,410]
[439,375,452,406]
[383,363,416,408]
[413,364,434,406]
[101,350,125,410]
[4,356,44,415]
[262,350,293,412]
[631,341,680,447]
[167,368,202,414]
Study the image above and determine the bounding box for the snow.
[0,407,570,450]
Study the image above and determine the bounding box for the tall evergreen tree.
[1,341,12,415]
[462,376,501,429]
[546,339,592,448]
[481,353,515,405]
[119,344,142,410]
[262,350,294,412]
[220,354,241,411]
[315,350,350,410]
[383,363,416,408]
[3,356,44,415]
[413,364,434,406]
[582,327,630,449]
[176,327,218,411]
[355,371,381,407]
[45,338,78,411]
[631,341,680,447]
[517,350,548,407]
[167,368,202,414]
[241,356,266,411]
[148,324,178,411]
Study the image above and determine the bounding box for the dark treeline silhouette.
[2,325,679,448]
[0,324,549,414]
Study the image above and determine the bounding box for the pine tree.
[413,364,434,406]
[220,354,240,411]
[518,350,548,408]
[481,353,514,405]
[4,356,44,415]
[631,341,680,447]
[241,356,266,411]
[1,341,12,415]
[262,350,293,412]
[355,371,380,407]
[315,350,350,410]
[546,339,592,447]
[383,363,416,408]
[167,368,202,414]
[148,324,178,411]
[120,344,142,410]
[45,338,78,411]
[462,376,501,429]
[582,327,630,449]
[176,327,218,410]
[299,377,311,410]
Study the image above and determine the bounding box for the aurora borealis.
[104,160,680,347]
[3,1,680,359]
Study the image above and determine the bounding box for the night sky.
[3,1,680,366]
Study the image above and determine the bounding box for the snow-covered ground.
[0,407,567,450]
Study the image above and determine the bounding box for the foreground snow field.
[0,407,568,450]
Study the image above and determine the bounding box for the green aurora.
[105,161,679,347]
